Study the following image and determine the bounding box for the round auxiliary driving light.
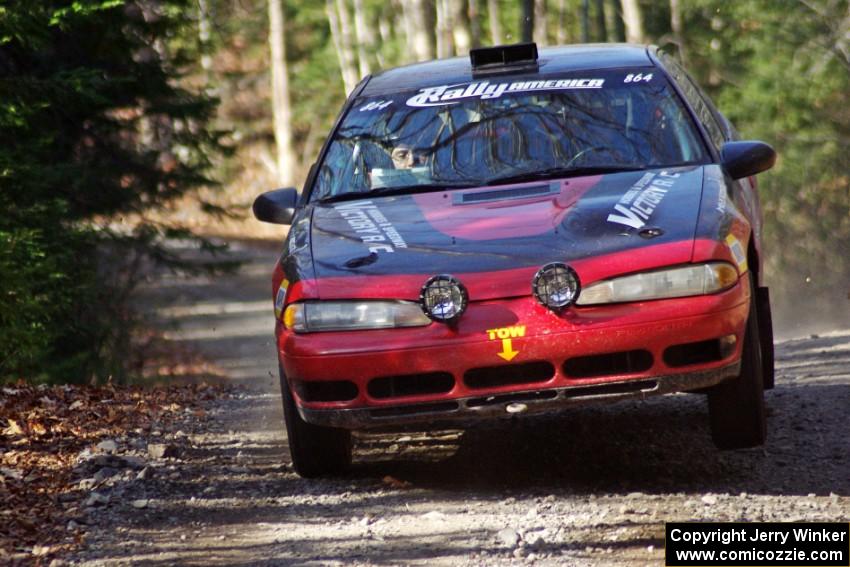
[532,262,580,311]
[420,274,468,323]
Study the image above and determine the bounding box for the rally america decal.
[406,78,605,107]
[334,200,408,254]
[606,170,681,229]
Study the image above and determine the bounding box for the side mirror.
[252,188,299,225]
[721,141,776,180]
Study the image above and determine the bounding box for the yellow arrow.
[497,338,519,361]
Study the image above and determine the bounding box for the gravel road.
[74,241,850,566]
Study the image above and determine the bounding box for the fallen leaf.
[0,381,230,555]
[0,467,23,481]
[3,419,23,436]
[28,420,47,435]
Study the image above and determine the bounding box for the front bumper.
[299,362,740,429]
[279,279,751,430]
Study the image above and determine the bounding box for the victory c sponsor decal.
[334,200,408,254]
[606,170,681,229]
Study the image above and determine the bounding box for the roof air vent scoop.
[470,42,538,72]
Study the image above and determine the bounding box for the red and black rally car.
[253,43,776,477]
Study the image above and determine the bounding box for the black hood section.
[308,166,703,282]
[294,166,704,299]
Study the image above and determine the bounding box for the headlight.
[419,274,468,323]
[531,262,580,311]
[283,301,431,333]
[576,263,739,306]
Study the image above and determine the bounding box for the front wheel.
[280,371,352,477]
[707,273,767,449]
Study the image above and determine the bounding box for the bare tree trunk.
[268,0,296,186]
[436,0,446,57]
[452,0,473,54]
[197,0,212,74]
[335,0,360,85]
[835,3,850,70]
[379,12,392,44]
[377,10,391,67]
[353,0,374,76]
[556,0,568,44]
[620,0,646,44]
[407,0,435,61]
[469,0,482,48]
[326,0,348,86]
[594,0,607,42]
[488,0,503,44]
[327,0,359,93]
[605,0,622,41]
[534,0,548,46]
[581,0,589,42]
[401,1,417,62]
[669,0,686,63]
[520,0,534,42]
[436,0,454,57]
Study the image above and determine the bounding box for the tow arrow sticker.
[486,325,525,362]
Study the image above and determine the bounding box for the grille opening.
[563,350,653,378]
[664,339,724,367]
[563,379,657,398]
[368,372,455,399]
[467,389,558,408]
[293,380,358,402]
[370,401,459,418]
[464,361,555,389]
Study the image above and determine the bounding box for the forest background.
[1,0,849,384]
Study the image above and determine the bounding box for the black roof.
[362,43,655,97]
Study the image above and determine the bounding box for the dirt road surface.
[74,240,850,566]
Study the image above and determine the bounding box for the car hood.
[307,165,706,301]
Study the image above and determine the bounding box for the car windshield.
[311,68,709,202]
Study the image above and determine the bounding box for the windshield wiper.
[485,164,647,186]
[318,181,482,204]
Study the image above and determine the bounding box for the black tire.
[708,273,767,449]
[280,371,352,478]
[757,286,775,390]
